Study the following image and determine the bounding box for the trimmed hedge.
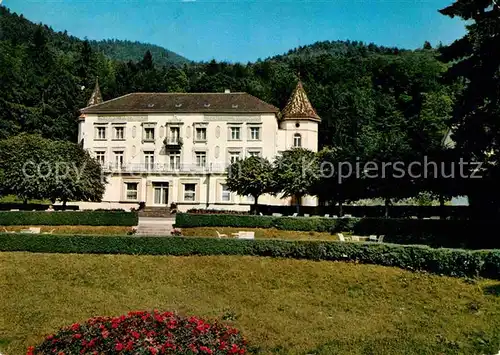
[0,202,79,211]
[0,211,138,226]
[251,204,471,219]
[175,213,345,231]
[0,234,499,280]
[175,213,500,250]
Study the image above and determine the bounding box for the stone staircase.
[138,207,173,218]
[135,217,176,236]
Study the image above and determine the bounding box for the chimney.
[224,89,230,93]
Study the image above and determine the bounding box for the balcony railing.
[163,136,183,146]
[102,163,228,174]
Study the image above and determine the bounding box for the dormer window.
[232,104,239,108]
[175,103,182,108]
[147,103,155,108]
[204,103,211,108]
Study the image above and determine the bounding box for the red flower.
[131,331,140,339]
[229,344,240,354]
[126,341,134,351]
[28,311,246,354]
[189,343,198,353]
[219,341,227,350]
[199,346,213,354]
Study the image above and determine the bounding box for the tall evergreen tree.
[439,0,500,215]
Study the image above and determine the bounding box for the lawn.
[0,226,133,235]
[2,253,500,354]
[180,227,339,241]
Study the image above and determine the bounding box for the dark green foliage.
[176,213,275,229]
[438,0,500,216]
[0,211,138,226]
[90,39,190,67]
[175,213,355,232]
[272,148,319,213]
[1,234,499,280]
[176,213,500,249]
[0,134,106,204]
[226,157,274,212]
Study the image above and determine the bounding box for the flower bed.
[27,310,247,354]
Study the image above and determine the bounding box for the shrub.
[1,234,500,280]
[0,211,138,226]
[175,214,500,250]
[27,310,247,354]
[187,209,249,215]
[0,202,79,211]
[176,213,274,229]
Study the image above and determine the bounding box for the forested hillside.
[0,4,457,157]
[90,39,190,67]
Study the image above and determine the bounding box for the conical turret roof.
[281,80,320,121]
[87,78,103,107]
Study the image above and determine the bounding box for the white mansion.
[77,81,320,211]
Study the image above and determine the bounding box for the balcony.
[102,162,228,174]
[163,136,183,147]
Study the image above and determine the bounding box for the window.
[114,151,124,169]
[250,127,260,140]
[229,151,241,164]
[144,127,155,141]
[196,152,206,167]
[95,151,106,165]
[96,126,107,140]
[169,151,181,170]
[184,184,196,201]
[168,127,180,144]
[293,133,302,147]
[230,127,241,140]
[248,151,261,158]
[144,151,155,171]
[221,184,231,202]
[114,126,125,140]
[196,127,207,141]
[125,183,138,200]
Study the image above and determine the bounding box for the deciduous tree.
[226,156,273,214]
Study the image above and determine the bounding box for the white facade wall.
[78,112,318,211]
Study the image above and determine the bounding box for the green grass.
[1,225,133,235]
[0,195,51,204]
[1,253,500,354]
[179,227,339,241]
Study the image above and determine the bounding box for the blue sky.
[4,0,466,63]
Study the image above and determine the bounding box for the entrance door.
[153,183,169,206]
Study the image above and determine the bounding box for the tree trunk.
[439,194,445,219]
[384,198,391,218]
[295,194,301,214]
[62,200,67,211]
[339,201,343,217]
[253,195,259,215]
